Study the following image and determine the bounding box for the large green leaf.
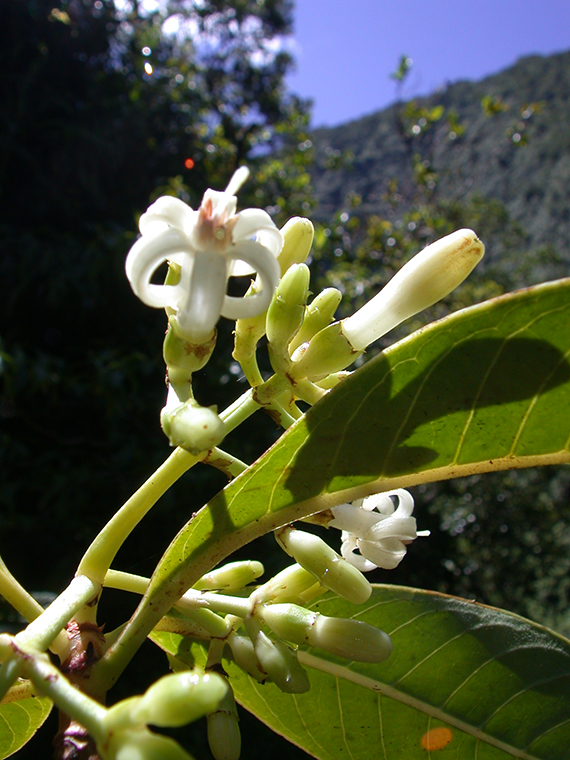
[0,694,52,759]
[153,586,570,760]
[128,280,570,638]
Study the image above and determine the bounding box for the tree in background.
[0,0,313,593]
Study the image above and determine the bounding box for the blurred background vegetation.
[0,0,569,756]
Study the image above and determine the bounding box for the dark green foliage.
[0,0,313,593]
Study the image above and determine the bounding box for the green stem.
[0,651,24,703]
[203,447,249,479]
[0,556,68,658]
[22,652,107,742]
[76,447,204,584]
[104,569,252,618]
[293,378,327,406]
[16,575,101,655]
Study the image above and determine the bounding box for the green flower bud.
[266,264,311,374]
[275,528,371,604]
[233,279,268,363]
[289,322,361,381]
[259,604,392,663]
[161,398,226,454]
[135,671,228,728]
[258,603,316,644]
[207,687,241,760]
[250,627,310,693]
[251,563,322,604]
[277,217,314,275]
[193,560,265,591]
[289,288,343,354]
[227,633,268,682]
[101,727,194,760]
[308,615,392,663]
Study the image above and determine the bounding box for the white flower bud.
[275,528,372,604]
[341,229,484,351]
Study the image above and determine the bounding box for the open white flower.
[329,490,429,571]
[125,167,282,342]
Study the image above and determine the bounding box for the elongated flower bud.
[341,229,484,351]
[277,217,314,275]
[134,671,227,728]
[275,528,371,604]
[250,563,322,604]
[289,287,343,353]
[193,560,265,591]
[266,264,311,373]
[207,687,241,760]
[307,615,392,663]
[289,321,360,381]
[259,603,393,663]
[227,633,268,682]
[248,624,310,693]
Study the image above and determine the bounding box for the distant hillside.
[310,50,570,262]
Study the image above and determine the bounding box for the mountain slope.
[310,50,570,260]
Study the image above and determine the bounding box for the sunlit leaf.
[0,694,52,759]
[153,585,570,760]
[132,280,570,635]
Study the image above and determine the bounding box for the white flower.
[329,489,429,571]
[125,167,282,342]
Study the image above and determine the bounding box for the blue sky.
[286,0,570,127]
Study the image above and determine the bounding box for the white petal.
[358,538,406,570]
[340,534,376,573]
[175,250,228,342]
[125,229,192,309]
[139,196,196,237]
[221,239,280,320]
[365,515,418,542]
[329,503,380,537]
[232,209,283,251]
[361,493,396,515]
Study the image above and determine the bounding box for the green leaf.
[0,694,52,759]
[152,586,570,760]
[131,280,570,635]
